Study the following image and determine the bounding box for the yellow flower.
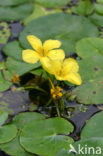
[48,76,62,99]
[51,86,63,99]
[41,58,82,85]
[22,35,65,65]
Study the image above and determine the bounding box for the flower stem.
[54,100,61,117]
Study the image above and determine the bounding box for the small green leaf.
[3,41,23,61]
[0,124,17,143]
[0,111,8,126]
[20,117,74,156]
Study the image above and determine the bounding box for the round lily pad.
[20,117,74,156]
[12,112,45,129]
[3,41,23,61]
[0,134,32,156]
[19,13,99,55]
[76,37,103,59]
[0,112,45,156]
[0,111,8,126]
[0,124,17,143]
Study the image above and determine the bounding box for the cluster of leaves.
[0,111,74,156]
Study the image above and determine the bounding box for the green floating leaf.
[89,13,103,27]
[71,55,103,104]
[0,124,17,144]
[20,117,74,156]
[0,3,33,21]
[0,72,12,92]
[95,3,103,15]
[71,112,103,155]
[78,56,103,83]
[71,0,94,16]
[19,13,99,55]
[0,112,45,156]
[3,41,23,61]
[81,111,103,139]
[0,134,32,156]
[12,112,45,129]
[71,77,103,104]
[0,111,8,126]
[35,0,71,8]
[6,57,41,76]
[0,22,10,45]
[0,0,31,6]
[76,37,103,59]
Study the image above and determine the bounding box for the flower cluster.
[22,35,82,85]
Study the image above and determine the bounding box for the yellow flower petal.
[47,49,65,61]
[27,35,42,53]
[43,40,61,53]
[62,58,79,76]
[22,49,39,64]
[40,57,61,75]
[64,72,82,85]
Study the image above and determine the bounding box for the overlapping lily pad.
[71,55,103,104]
[0,125,17,144]
[0,112,44,156]
[20,117,74,156]
[12,112,45,129]
[0,3,33,21]
[71,77,103,104]
[19,13,99,55]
